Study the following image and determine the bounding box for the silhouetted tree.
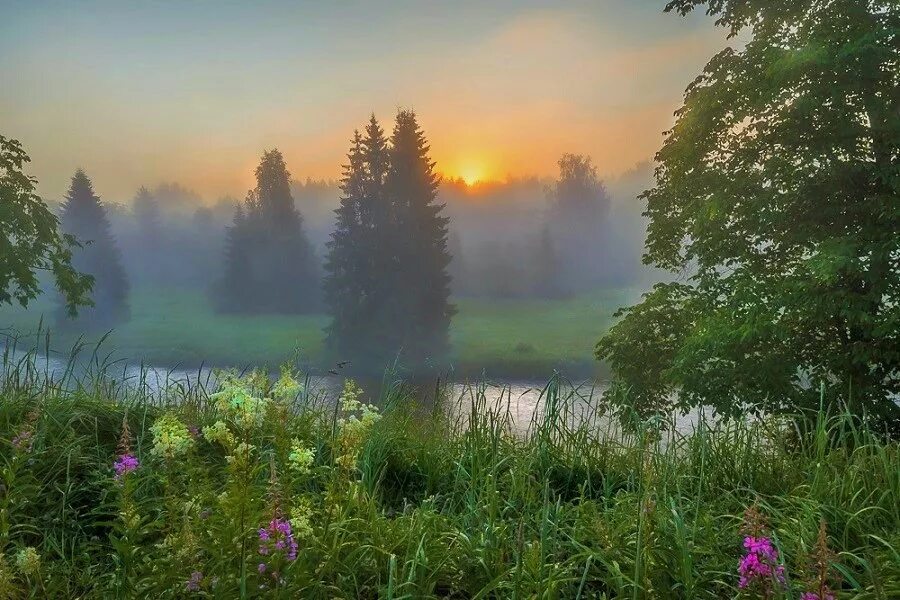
[131,186,165,281]
[324,118,394,365]
[325,112,454,370]
[548,153,612,291]
[215,150,319,313]
[57,169,129,326]
[385,110,455,365]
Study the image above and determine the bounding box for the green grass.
[0,286,635,375]
[0,355,897,598]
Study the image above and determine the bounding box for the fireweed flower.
[113,453,140,480]
[801,593,835,600]
[738,536,785,592]
[258,517,298,575]
[185,570,203,592]
[150,413,194,459]
[10,430,33,453]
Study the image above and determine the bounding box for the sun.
[458,164,485,186]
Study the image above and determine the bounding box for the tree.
[131,186,165,282]
[385,110,455,364]
[58,169,129,326]
[132,186,162,242]
[215,150,319,314]
[532,225,563,298]
[324,112,455,370]
[547,154,613,291]
[597,1,899,428]
[0,135,92,317]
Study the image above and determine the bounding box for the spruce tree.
[215,150,319,314]
[324,118,394,365]
[57,169,129,326]
[132,186,164,282]
[324,131,369,357]
[385,110,455,364]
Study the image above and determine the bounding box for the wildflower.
[258,516,298,564]
[287,439,314,476]
[801,520,838,600]
[289,499,314,539]
[14,547,40,576]
[272,367,303,402]
[202,420,235,448]
[150,413,194,459]
[185,570,203,592]
[113,453,140,480]
[738,536,785,589]
[210,371,270,429]
[10,430,33,453]
[258,562,266,574]
[737,506,785,596]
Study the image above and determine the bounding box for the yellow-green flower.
[202,420,235,448]
[288,439,315,475]
[14,547,40,576]
[150,413,194,459]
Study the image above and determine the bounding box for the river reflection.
[2,347,704,436]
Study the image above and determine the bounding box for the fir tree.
[132,186,164,281]
[385,110,455,365]
[324,131,369,357]
[324,112,455,370]
[215,150,319,314]
[57,169,129,326]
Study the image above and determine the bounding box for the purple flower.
[257,517,299,575]
[801,593,835,600]
[11,430,33,453]
[258,562,266,574]
[738,536,785,592]
[113,453,140,480]
[185,571,203,592]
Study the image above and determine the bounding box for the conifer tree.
[385,110,455,364]
[57,169,129,326]
[132,186,164,281]
[324,112,454,370]
[215,150,319,314]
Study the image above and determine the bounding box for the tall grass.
[0,347,897,598]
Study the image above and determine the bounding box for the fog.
[68,161,657,302]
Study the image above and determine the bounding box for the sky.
[0,0,731,202]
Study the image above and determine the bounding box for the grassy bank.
[0,357,897,598]
[0,286,634,377]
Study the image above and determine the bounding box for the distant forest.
[46,155,654,302]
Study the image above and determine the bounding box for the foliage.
[57,169,130,327]
[215,149,320,314]
[324,112,455,371]
[0,353,898,598]
[597,0,900,427]
[0,135,92,317]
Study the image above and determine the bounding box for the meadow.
[0,352,897,598]
[0,286,635,377]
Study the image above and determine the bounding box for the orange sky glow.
[1,2,730,202]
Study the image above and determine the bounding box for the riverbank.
[0,285,636,377]
[0,366,896,597]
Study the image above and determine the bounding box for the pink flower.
[738,536,785,592]
[113,453,140,480]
